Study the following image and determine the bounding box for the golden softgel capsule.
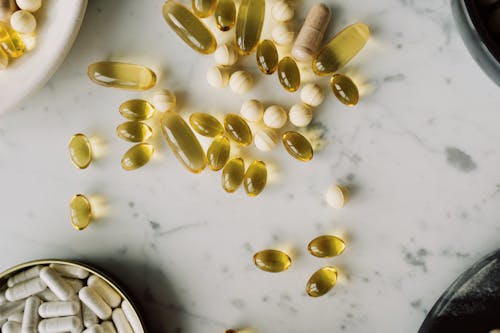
[253,249,291,272]
[308,235,346,258]
[207,135,230,171]
[0,47,8,69]
[312,23,370,76]
[256,39,278,74]
[192,0,216,18]
[244,160,267,196]
[214,0,236,31]
[282,131,313,161]
[0,21,25,58]
[68,133,93,169]
[235,0,265,55]
[306,266,338,297]
[119,99,156,120]
[189,112,224,137]
[161,111,206,173]
[222,157,245,193]
[277,56,300,92]
[121,143,154,171]
[70,194,92,231]
[87,62,157,90]
[330,73,359,106]
[224,114,252,146]
[116,121,153,142]
[163,0,217,54]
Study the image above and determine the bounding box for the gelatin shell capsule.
[224,114,253,146]
[0,21,25,58]
[277,56,300,92]
[214,0,236,31]
[207,135,231,171]
[87,62,157,90]
[253,249,291,272]
[116,121,153,143]
[235,0,265,55]
[306,266,338,297]
[68,133,93,169]
[244,160,267,196]
[0,47,8,69]
[70,194,92,231]
[282,131,313,162]
[119,99,156,120]
[307,235,346,258]
[222,157,245,193]
[121,143,154,171]
[192,0,217,18]
[330,73,359,106]
[189,112,224,137]
[256,39,278,74]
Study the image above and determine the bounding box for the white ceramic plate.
[0,0,87,114]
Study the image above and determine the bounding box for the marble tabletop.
[1,0,499,332]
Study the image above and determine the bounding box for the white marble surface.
[1,0,499,332]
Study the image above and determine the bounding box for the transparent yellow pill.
[235,0,265,55]
[70,194,92,231]
[253,249,291,272]
[277,56,300,92]
[307,235,346,258]
[162,0,217,54]
[256,39,278,74]
[116,121,153,143]
[224,114,252,146]
[121,143,154,171]
[68,133,93,169]
[0,21,25,58]
[207,135,230,171]
[312,23,370,76]
[189,112,224,137]
[161,111,207,173]
[282,131,313,162]
[192,0,217,18]
[87,61,157,90]
[119,99,156,120]
[222,157,245,193]
[214,0,236,31]
[306,266,338,297]
[330,74,359,106]
[0,47,8,69]
[244,160,267,197]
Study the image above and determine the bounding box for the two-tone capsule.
[277,56,300,92]
[214,0,236,31]
[207,135,230,171]
[222,157,245,193]
[116,121,153,142]
[121,143,154,171]
[192,0,217,18]
[0,21,25,58]
[282,131,313,162]
[308,235,346,258]
[256,39,278,74]
[235,0,265,55]
[189,112,224,137]
[253,249,291,272]
[69,134,93,169]
[87,62,157,90]
[306,266,338,297]
[224,114,252,146]
[244,160,267,196]
[330,73,359,106]
[70,194,92,231]
[119,99,156,120]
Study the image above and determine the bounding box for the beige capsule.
[116,121,153,142]
[292,3,331,62]
[121,143,154,171]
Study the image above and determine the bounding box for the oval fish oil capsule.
[0,47,8,69]
[222,157,245,193]
[308,235,346,258]
[253,249,291,272]
[192,0,217,18]
[69,134,93,169]
[87,62,156,90]
[0,21,25,58]
[161,112,206,173]
[235,0,265,55]
[244,160,267,196]
[277,56,300,92]
[162,0,217,54]
[224,114,252,146]
[256,39,278,74]
[330,73,359,106]
[207,135,230,171]
[121,143,154,171]
[116,121,153,143]
[306,266,338,297]
[119,99,156,120]
[282,131,313,162]
[214,0,236,31]
[189,112,224,137]
[312,23,370,76]
[70,194,92,231]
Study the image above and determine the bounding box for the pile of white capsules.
[0,264,143,333]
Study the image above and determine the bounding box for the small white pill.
[0,301,25,321]
[271,0,294,22]
[7,266,43,287]
[111,308,133,333]
[10,10,36,34]
[2,321,21,333]
[214,44,238,66]
[151,89,176,112]
[325,185,350,208]
[101,321,117,333]
[207,66,230,88]
[254,128,278,151]
[49,264,89,280]
[82,303,98,328]
[65,278,84,293]
[83,324,104,333]
[229,70,253,94]
[79,287,111,320]
[272,23,294,46]
[300,83,324,107]
[15,0,41,12]
[38,301,80,318]
[37,289,58,302]
[38,316,82,333]
[19,33,36,51]
[87,276,121,309]
[7,311,23,323]
[289,103,313,127]
[21,296,41,333]
[5,278,47,301]
[39,267,74,301]
[121,300,144,333]
[240,99,264,122]
[263,105,287,129]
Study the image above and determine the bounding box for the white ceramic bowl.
[0,0,87,114]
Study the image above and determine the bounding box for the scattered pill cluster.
[0,263,144,333]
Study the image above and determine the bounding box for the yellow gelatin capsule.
[207,135,230,171]
[308,235,346,258]
[119,99,156,120]
[253,249,291,272]
[306,266,338,297]
[256,39,278,74]
[189,112,224,137]
[235,0,265,55]
[277,56,300,92]
[244,160,267,196]
[87,61,157,90]
[161,111,207,173]
[162,0,217,54]
[0,47,8,69]
[222,157,245,193]
[330,74,359,106]
[116,121,153,143]
[70,194,92,231]
[192,0,217,18]
[0,21,25,58]
[224,114,252,146]
[282,131,313,162]
[121,143,154,171]
[68,133,93,169]
[214,0,236,31]
[312,23,370,76]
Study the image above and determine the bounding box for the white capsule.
[111,308,133,333]
[206,66,230,88]
[271,0,294,21]
[37,289,58,302]
[2,321,21,333]
[325,185,350,208]
[82,303,98,328]
[83,324,105,333]
[15,0,41,12]
[289,103,313,127]
[240,99,264,122]
[0,291,7,304]
[121,300,144,333]
[272,23,294,46]
[263,105,287,128]
[300,83,324,107]
[21,296,41,333]
[19,33,36,51]
[254,128,278,151]
[7,311,23,322]
[65,278,84,293]
[38,316,82,333]
[87,276,121,309]
[38,301,80,318]
[101,321,117,333]
[10,10,36,34]
[5,278,47,301]
[214,44,238,66]
[0,301,25,321]
[39,267,74,301]
[7,266,43,287]
[151,89,176,112]
[79,287,111,320]
[229,70,253,94]
[49,263,89,280]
